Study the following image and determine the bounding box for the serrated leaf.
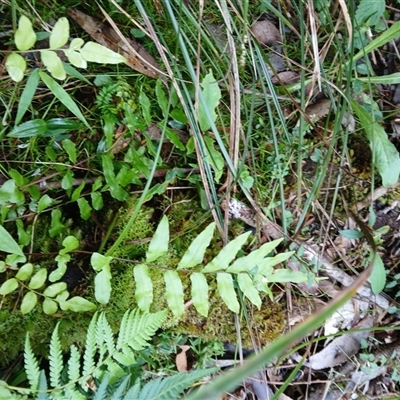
[94,266,112,304]
[43,298,58,315]
[15,68,40,124]
[38,71,91,130]
[217,272,240,313]
[177,222,215,270]
[50,17,69,49]
[164,270,184,317]
[0,278,19,295]
[351,100,400,186]
[49,209,65,238]
[227,238,284,273]
[28,268,47,289]
[0,225,26,256]
[5,52,26,82]
[146,215,169,262]
[203,231,251,272]
[16,263,34,280]
[371,254,386,294]
[80,42,126,64]
[61,296,96,312]
[15,16,36,51]
[77,197,92,220]
[134,264,153,312]
[190,273,209,317]
[237,273,261,309]
[40,50,66,80]
[43,282,67,297]
[91,192,103,211]
[198,70,222,131]
[21,292,38,314]
[91,253,113,271]
[355,0,385,26]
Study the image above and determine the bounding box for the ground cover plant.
[2,0,400,398]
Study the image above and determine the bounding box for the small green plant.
[0,309,217,399]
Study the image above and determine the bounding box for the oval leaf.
[28,268,47,289]
[177,222,215,270]
[16,263,34,280]
[134,264,153,312]
[43,282,67,297]
[80,42,126,64]
[0,278,19,295]
[40,50,66,80]
[164,270,184,317]
[91,253,113,272]
[94,267,112,304]
[50,17,69,49]
[217,272,240,313]
[43,298,58,315]
[5,53,26,82]
[237,273,261,309]
[0,225,24,256]
[190,273,209,317]
[15,15,36,51]
[371,254,386,294]
[146,215,169,262]
[61,296,96,312]
[21,292,38,314]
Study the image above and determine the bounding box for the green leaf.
[227,238,284,273]
[8,118,47,138]
[177,222,215,270]
[43,282,67,297]
[40,50,66,80]
[16,263,34,280]
[15,68,40,124]
[0,225,24,256]
[198,70,221,131]
[28,268,47,289]
[91,253,113,272]
[50,17,69,49]
[355,0,385,26]
[351,100,400,186]
[38,71,91,129]
[237,273,261,309]
[190,273,209,317]
[257,251,295,276]
[339,229,364,239]
[156,79,168,117]
[356,72,400,85]
[64,38,87,68]
[60,235,79,254]
[217,272,240,313]
[262,268,308,283]
[146,215,169,262]
[43,298,58,315]
[77,197,92,220]
[134,264,153,312]
[94,266,112,304]
[21,292,38,314]
[352,20,400,63]
[202,232,252,272]
[80,42,126,64]
[204,136,224,182]
[49,209,65,238]
[37,194,53,213]
[62,169,74,190]
[91,192,103,210]
[5,52,26,82]
[164,270,184,317]
[0,278,19,295]
[61,296,96,312]
[50,254,69,281]
[62,139,77,163]
[15,15,36,51]
[139,91,151,125]
[371,254,386,294]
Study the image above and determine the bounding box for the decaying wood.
[67,8,162,79]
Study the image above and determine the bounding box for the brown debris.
[251,20,282,46]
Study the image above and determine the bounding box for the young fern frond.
[82,312,98,380]
[67,344,81,383]
[49,322,63,388]
[24,333,40,391]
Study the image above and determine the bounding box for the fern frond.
[98,313,115,354]
[122,378,140,400]
[109,374,131,400]
[24,333,40,391]
[36,370,49,400]
[67,344,81,383]
[95,315,107,364]
[112,345,136,367]
[138,369,218,400]
[64,386,87,400]
[116,310,133,349]
[49,322,63,388]
[126,310,167,351]
[104,358,125,384]
[93,371,110,400]
[82,312,99,380]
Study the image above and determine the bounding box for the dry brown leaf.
[67,9,162,79]
[271,71,299,85]
[175,345,190,372]
[304,98,331,122]
[251,20,282,46]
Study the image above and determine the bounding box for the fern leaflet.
[82,312,98,380]
[67,344,81,383]
[49,322,63,388]
[24,333,40,391]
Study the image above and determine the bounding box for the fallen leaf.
[67,8,162,79]
[251,20,282,46]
